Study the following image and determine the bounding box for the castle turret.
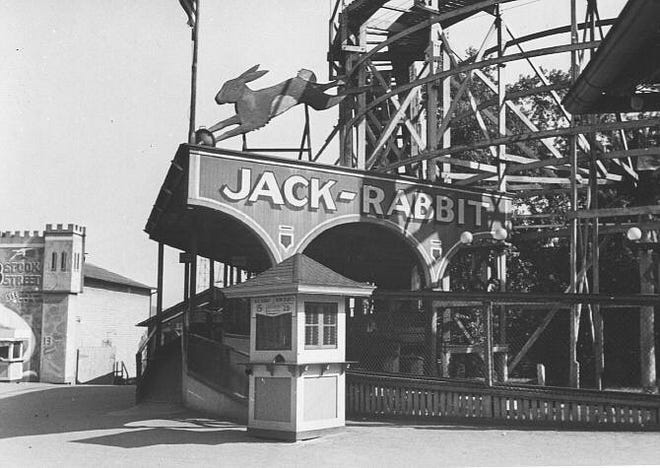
[42,224,86,294]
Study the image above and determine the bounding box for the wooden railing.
[347,370,660,430]
[187,333,249,399]
[135,327,158,382]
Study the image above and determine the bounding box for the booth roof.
[222,253,375,298]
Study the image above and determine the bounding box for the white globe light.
[626,227,642,241]
[459,231,473,244]
[492,227,508,241]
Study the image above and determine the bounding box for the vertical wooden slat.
[492,396,500,419]
[384,386,391,415]
[375,386,382,414]
[402,386,408,415]
[366,384,373,414]
[449,391,456,417]
[359,383,365,414]
[348,382,355,414]
[570,401,578,422]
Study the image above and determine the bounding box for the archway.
[302,221,428,290]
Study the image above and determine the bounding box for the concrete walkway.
[1,383,659,467]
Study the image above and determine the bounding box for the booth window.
[305,302,337,348]
[12,342,22,359]
[51,252,57,271]
[0,344,9,360]
[255,313,292,350]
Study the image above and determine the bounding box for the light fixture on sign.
[626,226,642,241]
[492,227,508,241]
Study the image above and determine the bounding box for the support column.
[209,260,216,302]
[441,307,451,377]
[568,0,580,388]
[484,301,494,387]
[155,242,164,348]
[425,8,441,181]
[424,298,438,376]
[356,24,367,170]
[495,6,507,193]
[589,127,603,390]
[639,248,657,391]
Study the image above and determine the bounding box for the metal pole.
[187,0,200,144]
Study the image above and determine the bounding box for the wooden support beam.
[344,39,601,154]
[570,205,660,219]
[380,118,659,172]
[506,239,605,376]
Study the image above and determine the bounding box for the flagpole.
[188,0,200,144]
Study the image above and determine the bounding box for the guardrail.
[347,370,660,430]
[187,333,249,398]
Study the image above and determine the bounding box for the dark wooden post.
[155,242,164,348]
[209,259,216,302]
[484,301,494,387]
[639,248,657,391]
[441,308,451,377]
[424,298,438,376]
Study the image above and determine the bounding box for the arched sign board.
[180,146,510,287]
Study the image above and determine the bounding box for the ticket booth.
[223,253,374,441]
[0,327,29,382]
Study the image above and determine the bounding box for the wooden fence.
[347,370,660,430]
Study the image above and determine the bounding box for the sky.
[1,0,626,308]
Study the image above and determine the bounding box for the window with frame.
[255,313,292,350]
[51,252,57,271]
[304,302,337,349]
[61,251,68,271]
[12,341,23,359]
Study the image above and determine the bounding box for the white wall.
[73,285,150,378]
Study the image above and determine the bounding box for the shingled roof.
[222,253,374,298]
[84,263,153,292]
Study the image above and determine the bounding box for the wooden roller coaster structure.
[311,0,660,390]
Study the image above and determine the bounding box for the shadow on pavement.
[0,384,269,447]
[74,425,260,448]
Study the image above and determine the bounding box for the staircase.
[135,338,182,403]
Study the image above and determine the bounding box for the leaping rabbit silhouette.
[196,65,344,145]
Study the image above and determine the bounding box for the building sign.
[252,295,296,317]
[0,245,44,307]
[0,241,45,380]
[187,148,510,284]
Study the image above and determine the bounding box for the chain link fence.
[347,295,659,392]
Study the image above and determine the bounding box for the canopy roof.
[563,0,660,113]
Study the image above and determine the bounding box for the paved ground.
[1,383,660,467]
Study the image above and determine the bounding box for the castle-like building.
[0,224,152,383]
